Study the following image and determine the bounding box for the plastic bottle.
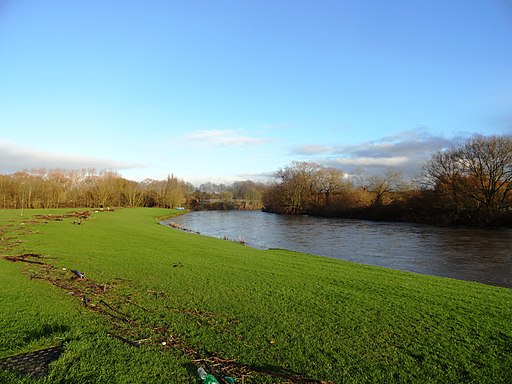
[197,367,220,384]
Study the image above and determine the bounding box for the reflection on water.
[163,211,512,288]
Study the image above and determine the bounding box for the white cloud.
[331,156,408,167]
[290,129,458,177]
[292,144,332,155]
[0,139,138,173]
[184,129,271,146]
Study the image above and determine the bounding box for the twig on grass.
[107,333,141,348]
[3,254,45,265]
[98,300,133,323]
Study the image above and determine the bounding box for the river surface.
[162,211,512,288]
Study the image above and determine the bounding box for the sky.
[1,0,512,185]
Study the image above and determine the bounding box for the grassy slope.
[1,208,511,383]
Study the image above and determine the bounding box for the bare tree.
[462,135,512,214]
[124,179,144,207]
[423,147,468,215]
[89,170,120,208]
[315,167,346,206]
[163,174,187,209]
[423,134,512,223]
[367,169,404,206]
[274,161,321,214]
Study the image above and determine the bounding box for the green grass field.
[1,208,511,383]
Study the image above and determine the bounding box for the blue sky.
[1,1,511,185]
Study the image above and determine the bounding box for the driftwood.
[107,333,141,348]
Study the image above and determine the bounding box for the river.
[162,210,512,288]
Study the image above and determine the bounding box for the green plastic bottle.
[197,367,220,384]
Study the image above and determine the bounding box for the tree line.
[263,135,512,226]
[1,134,511,226]
[0,169,189,209]
[0,168,267,211]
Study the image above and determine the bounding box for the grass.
[1,207,511,383]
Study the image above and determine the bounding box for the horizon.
[1,1,511,185]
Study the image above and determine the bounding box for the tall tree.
[367,169,404,206]
[315,167,346,206]
[163,174,186,209]
[463,135,512,214]
[90,170,120,208]
[423,147,467,215]
[424,134,512,223]
[274,161,321,214]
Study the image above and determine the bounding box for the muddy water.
[163,211,512,288]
